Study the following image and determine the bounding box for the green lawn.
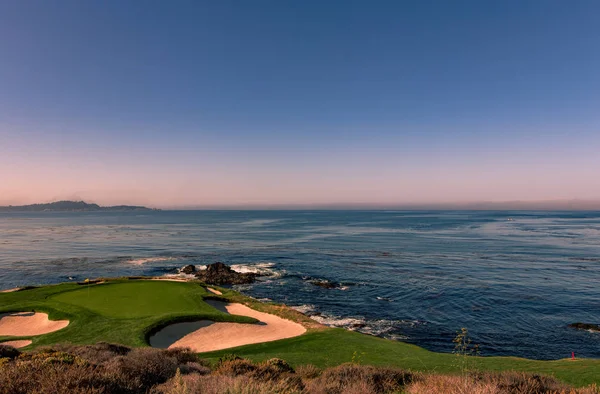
[201,329,600,387]
[51,281,214,318]
[1,279,599,387]
[0,279,254,347]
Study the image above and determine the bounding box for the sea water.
[1,210,599,359]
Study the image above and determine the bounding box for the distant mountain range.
[0,201,157,212]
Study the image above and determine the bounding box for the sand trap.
[206,287,222,295]
[0,312,69,336]
[151,277,190,282]
[150,301,306,352]
[1,288,21,293]
[1,340,32,348]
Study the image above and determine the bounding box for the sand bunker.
[1,340,32,348]
[150,301,306,352]
[0,312,69,336]
[206,287,222,295]
[151,277,190,282]
[1,288,21,293]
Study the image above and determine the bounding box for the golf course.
[1,279,599,387]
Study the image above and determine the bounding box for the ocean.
[1,210,599,360]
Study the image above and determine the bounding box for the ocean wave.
[291,304,317,315]
[230,262,284,278]
[127,257,179,266]
[239,219,284,226]
[291,305,416,340]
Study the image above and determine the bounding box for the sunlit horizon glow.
[1,1,599,208]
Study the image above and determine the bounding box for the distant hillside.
[0,201,157,212]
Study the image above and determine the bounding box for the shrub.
[215,358,258,376]
[54,342,131,365]
[305,363,414,394]
[217,353,243,365]
[264,358,295,373]
[156,374,304,394]
[105,348,179,390]
[296,364,322,379]
[0,358,117,394]
[405,372,599,394]
[0,345,21,359]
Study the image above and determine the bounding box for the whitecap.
[127,256,178,266]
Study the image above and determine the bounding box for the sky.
[0,0,599,208]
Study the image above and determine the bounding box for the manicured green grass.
[51,281,213,318]
[0,279,254,348]
[201,329,600,387]
[1,279,599,387]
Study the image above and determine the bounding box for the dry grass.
[0,344,201,394]
[303,363,414,394]
[406,373,600,394]
[1,343,599,394]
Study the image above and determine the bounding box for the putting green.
[51,281,212,318]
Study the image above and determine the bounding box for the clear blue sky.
[1,1,599,207]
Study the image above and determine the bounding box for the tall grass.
[1,343,598,393]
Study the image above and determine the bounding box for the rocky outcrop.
[310,279,338,289]
[569,322,600,332]
[194,262,258,285]
[180,265,196,275]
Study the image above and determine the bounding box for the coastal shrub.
[452,327,480,373]
[178,361,211,375]
[304,363,414,394]
[217,353,243,365]
[296,364,322,379]
[0,345,21,359]
[156,374,305,394]
[2,343,599,394]
[264,358,295,373]
[215,358,258,376]
[162,347,202,365]
[404,372,599,394]
[25,349,84,365]
[214,357,304,390]
[54,342,132,364]
[0,358,114,394]
[105,348,179,390]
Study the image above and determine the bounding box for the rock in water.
[180,264,196,275]
[195,262,258,285]
[569,322,600,332]
[310,279,338,289]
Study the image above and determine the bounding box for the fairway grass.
[1,279,599,387]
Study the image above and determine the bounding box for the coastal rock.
[180,264,196,275]
[310,279,338,289]
[568,322,600,332]
[194,262,258,285]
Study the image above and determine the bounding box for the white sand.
[206,287,223,295]
[0,288,21,293]
[1,340,32,348]
[151,277,190,282]
[152,302,306,352]
[0,312,69,336]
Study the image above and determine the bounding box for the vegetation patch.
[2,279,600,387]
[1,344,598,394]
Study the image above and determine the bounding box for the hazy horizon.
[4,198,600,211]
[1,1,599,207]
